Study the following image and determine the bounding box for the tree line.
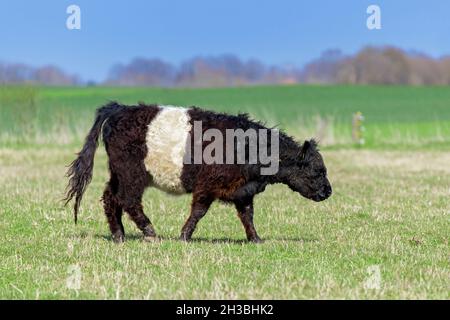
[0,63,81,86]
[2,46,450,86]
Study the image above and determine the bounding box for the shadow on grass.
[188,236,319,244]
[93,233,318,244]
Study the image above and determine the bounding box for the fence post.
[352,112,365,145]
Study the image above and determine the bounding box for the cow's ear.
[299,140,311,160]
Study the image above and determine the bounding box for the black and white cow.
[65,102,332,243]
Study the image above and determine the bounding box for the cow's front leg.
[234,197,263,243]
[180,195,212,241]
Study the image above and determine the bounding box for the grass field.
[0,85,449,299]
[1,85,450,147]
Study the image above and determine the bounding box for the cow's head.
[283,140,332,202]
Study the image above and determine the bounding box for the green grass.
[1,85,450,147]
[0,84,449,299]
[0,147,448,299]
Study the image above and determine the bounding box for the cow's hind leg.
[180,194,213,241]
[115,159,157,241]
[124,202,157,241]
[234,198,263,243]
[103,176,125,243]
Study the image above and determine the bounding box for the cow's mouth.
[311,187,332,202]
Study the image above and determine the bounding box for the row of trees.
[0,63,80,85]
[301,47,450,85]
[2,46,450,86]
[105,55,297,87]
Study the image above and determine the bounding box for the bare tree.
[106,58,176,86]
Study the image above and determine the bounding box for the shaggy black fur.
[64,102,127,224]
[65,102,332,243]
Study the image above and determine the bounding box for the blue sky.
[1,0,449,81]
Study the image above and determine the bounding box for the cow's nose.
[322,185,332,198]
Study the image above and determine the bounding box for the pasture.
[0,85,449,299]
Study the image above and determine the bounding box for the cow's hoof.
[144,235,160,242]
[249,237,264,244]
[112,233,125,244]
[179,235,192,242]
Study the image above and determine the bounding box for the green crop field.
[0,85,449,299]
[2,85,450,147]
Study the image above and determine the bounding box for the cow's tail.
[64,101,126,224]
